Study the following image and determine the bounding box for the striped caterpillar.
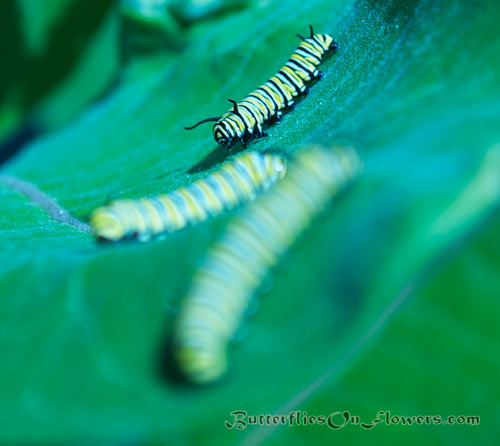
[173,145,361,383]
[90,151,287,241]
[185,26,338,147]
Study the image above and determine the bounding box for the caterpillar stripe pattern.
[90,151,287,242]
[173,145,361,384]
[185,26,338,147]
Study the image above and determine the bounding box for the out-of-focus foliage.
[0,0,118,143]
[0,0,499,444]
[268,211,500,445]
[169,0,253,24]
[120,0,182,59]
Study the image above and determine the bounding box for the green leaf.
[1,0,499,443]
[265,213,500,444]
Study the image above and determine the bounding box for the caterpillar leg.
[313,69,323,79]
[237,132,252,148]
[253,127,268,139]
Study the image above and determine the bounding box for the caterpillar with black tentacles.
[173,145,361,384]
[184,26,338,148]
[89,151,287,242]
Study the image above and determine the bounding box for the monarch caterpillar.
[173,145,361,384]
[90,151,287,242]
[184,26,338,147]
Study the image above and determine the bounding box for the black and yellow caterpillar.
[185,26,338,147]
[90,151,287,241]
[173,145,361,384]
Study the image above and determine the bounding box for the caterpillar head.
[174,339,227,384]
[316,33,338,52]
[214,122,232,146]
[90,205,126,241]
[302,26,338,53]
[216,136,229,146]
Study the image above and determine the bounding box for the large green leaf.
[1,0,499,443]
[252,212,500,445]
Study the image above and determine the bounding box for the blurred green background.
[0,0,499,444]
